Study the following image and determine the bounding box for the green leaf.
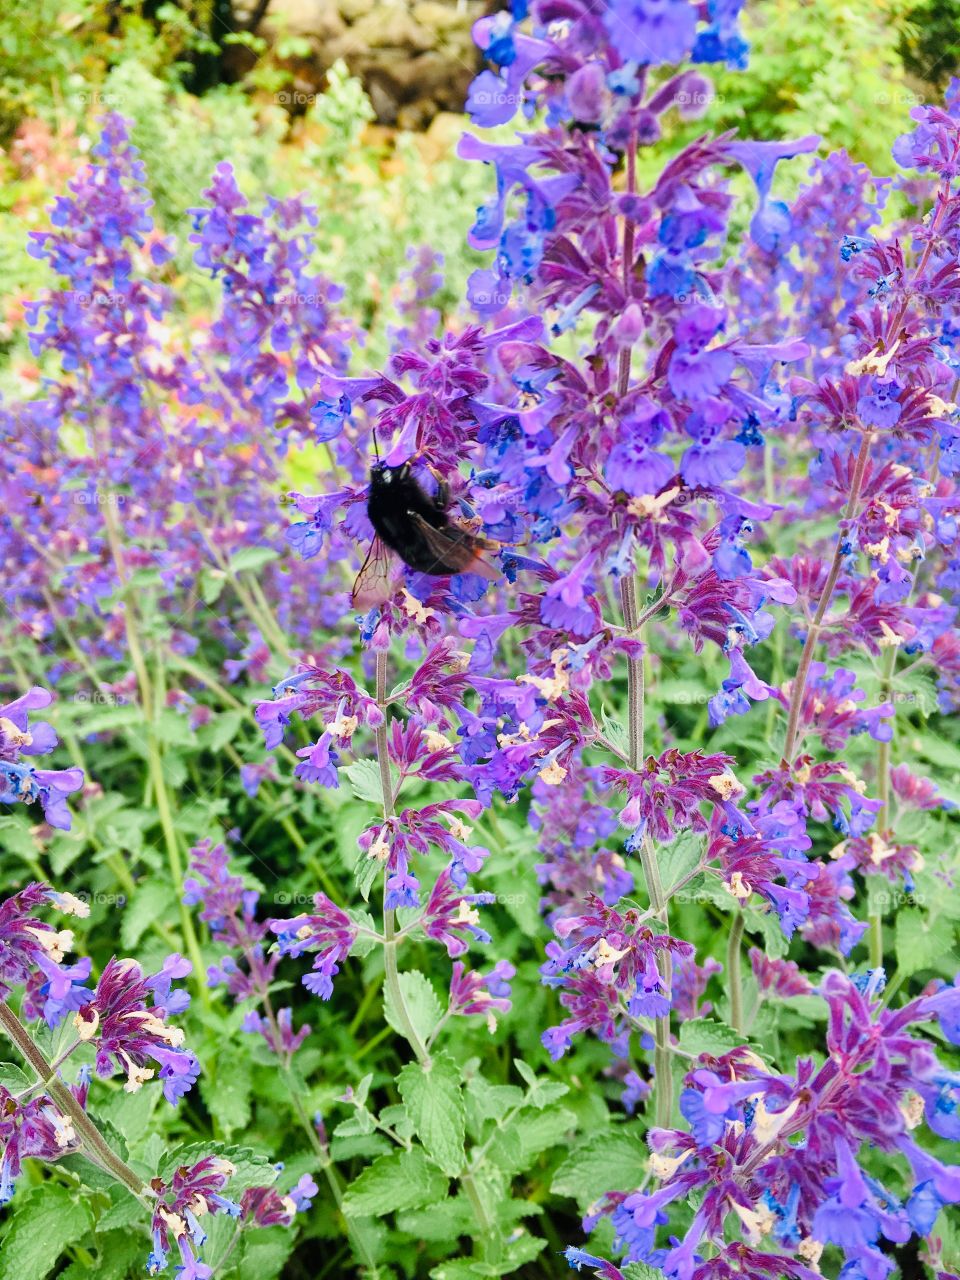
[895,909,957,975]
[97,1079,161,1141]
[747,907,789,960]
[235,1229,296,1280]
[228,545,280,574]
[679,1017,750,1057]
[552,1129,648,1210]
[199,568,226,605]
[95,1185,146,1232]
[0,1184,93,1279]
[599,706,629,760]
[346,907,378,956]
[513,1059,569,1109]
[89,1230,145,1280]
[890,665,939,716]
[429,1232,546,1278]
[623,1264,666,1280]
[915,732,960,772]
[342,759,386,803]
[120,878,176,947]
[342,1148,448,1217]
[398,1052,465,1176]
[658,830,703,893]
[199,710,245,753]
[465,1075,524,1129]
[514,1106,575,1161]
[0,814,39,862]
[161,751,187,789]
[0,1063,31,1093]
[383,971,443,1047]
[353,843,380,902]
[201,1045,252,1135]
[488,1106,575,1177]
[397,1197,473,1242]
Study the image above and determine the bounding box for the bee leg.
[423,463,450,511]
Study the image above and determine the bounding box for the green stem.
[868,643,898,967]
[373,651,429,1066]
[461,1168,501,1260]
[0,1003,150,1204]
[727,911,746,1034]
[639,833,673,1128]
[621,576,672,1128]
[95,443,208,1000]
[147,736,210,1008]
[782,431,874,759]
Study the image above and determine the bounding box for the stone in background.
[232,0,485,129]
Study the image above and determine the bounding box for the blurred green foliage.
[710,0,920,175]
[901,0,960,87]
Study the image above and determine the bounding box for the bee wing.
[408,513,500,581]
[351,537,400,609]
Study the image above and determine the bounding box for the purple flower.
[602,0,697,65]
[78,955,198,1104]
[269,894,357,1001]
[0,688,83,830]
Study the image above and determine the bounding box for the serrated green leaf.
[397,1197,472,1242]
[515,1105,575,1160]
[97,1079,161,1141]
[379,1102,415,1140]
[234,1229,296,1280]
[330,1133,392,1162]
[95,1185,147,1232]
[488,1105,575,1177]
[342,759,385,803]
[552,1129,648,1210]
[335,1111,375,1138]
[465,1075,524,1128]
[383,970,443,1047]
[0,1184,93,1279]
[398,1052,465,1176]
[746,906,789,960]
[623,1264,666,1280]
[679,1017,747,1056]
[429,1231,546,1279]
[342,1148,448,1216]
[599,706,629,759]
[346,907,378,956]
[890,665,939,717]
[430,1263,486,1280]
[896,908,957,975]
[513,1059,569,1109]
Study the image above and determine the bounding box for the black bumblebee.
[352,461,499,608]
